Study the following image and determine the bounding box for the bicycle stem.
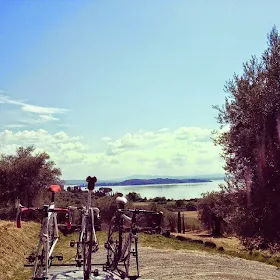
[87,189,93,211]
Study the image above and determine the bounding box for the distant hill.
[96,178,212,186]
[65,173,224,186]
[65,177,213,186]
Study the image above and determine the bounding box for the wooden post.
[177,211,181,233]
[182,213,185,234]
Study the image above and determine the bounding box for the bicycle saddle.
[86,176,97,190]
[48,184,61,193]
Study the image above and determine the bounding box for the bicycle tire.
[33,241,47,279]
[105,213,123,271]
[83,208,93,280]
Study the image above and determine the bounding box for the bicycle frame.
[31,204,59,278]
[16,186,70,280]
[72,189,100,266]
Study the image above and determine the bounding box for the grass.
[0,221,40,280]
[181,211,203,231]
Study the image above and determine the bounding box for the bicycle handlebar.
[16,205,71,229]
[118,209,163,215]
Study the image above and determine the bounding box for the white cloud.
[39,115,60,121]
[0,126,224,179]
[0,94,69,128]
[0,94,68,115]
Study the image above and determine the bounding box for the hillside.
[66,177,213,186]
[96,178,212,186]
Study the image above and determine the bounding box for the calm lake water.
[68,179,225,200]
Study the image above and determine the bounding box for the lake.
[68,179,225,200]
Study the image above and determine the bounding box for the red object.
[49,185,61,193]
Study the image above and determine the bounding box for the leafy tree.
[0,146,62,209]
[198,191,231,236]
[153,196,167,203]
[126,192,142,202]
[213,26,280,249]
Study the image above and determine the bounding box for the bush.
[126,192,142,202]
[153,197,167,203]
[185,201,197,211]
[175,200,184,208]
[198,191,230,235]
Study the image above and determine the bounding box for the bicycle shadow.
[49,268,121,280]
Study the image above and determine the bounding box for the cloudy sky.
[0,0,278,179]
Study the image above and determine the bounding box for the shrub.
[126,192,142,202]
[175,200,184,208]
[185,201,197,211]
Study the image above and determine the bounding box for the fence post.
[182,213,185,233]
[177,211,181,233]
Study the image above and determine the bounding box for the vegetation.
[126,192,144,202]
[0,146,62,218]
[198,191,232,236]
[210,26,280,251]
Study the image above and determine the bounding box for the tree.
[213,26,280,250]
[126,192,142,202]
[0,146,62,209]
[175,199,184,208]
[198,191,231,236]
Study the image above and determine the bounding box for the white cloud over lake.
[0,126,224,179]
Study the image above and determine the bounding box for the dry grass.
[175,232,244,251]
[131,202,150,207]
[175,211,243,251]
[181,210,199,219]
[0,221,40,280]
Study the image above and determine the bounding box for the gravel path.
[48,247,280,280]
[137,247,280,280]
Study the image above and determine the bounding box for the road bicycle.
[16,184,71,280]
[69,175,100,280]
[104,196,163,280]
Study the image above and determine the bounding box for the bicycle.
[16,184,71,280]
[69,175,100,280]
[104,196,163,280]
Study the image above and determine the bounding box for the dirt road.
[137,247,280,280]
[46,247,280,280]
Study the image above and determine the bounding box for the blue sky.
[0,0,279,179]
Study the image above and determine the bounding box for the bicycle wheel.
[33,241,48,279]
[105,213,123,270]
[83,208,93,280]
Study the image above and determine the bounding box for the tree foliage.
[0,146,62,209]
[125,192,142,202]
[198,191,232,236]
[214,26,280,250]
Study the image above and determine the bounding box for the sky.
[0,0,279,180]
